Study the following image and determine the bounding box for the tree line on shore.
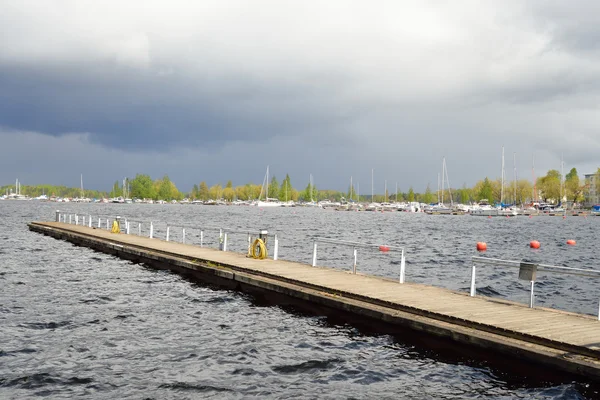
[3,167,598,205]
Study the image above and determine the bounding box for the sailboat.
[498,148,517,216]
[304,174,321,207]
[426,157,453,215]
[253,166,282,207]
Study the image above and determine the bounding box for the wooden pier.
[29,221,600,380]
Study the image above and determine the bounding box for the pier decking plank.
[28,221,600,380]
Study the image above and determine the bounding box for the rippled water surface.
[1,201,599,399]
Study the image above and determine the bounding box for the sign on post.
[519,262,538,281]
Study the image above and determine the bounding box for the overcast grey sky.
[1,0,599,193]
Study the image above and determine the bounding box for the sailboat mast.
[501,146,505,205]
[532,154,537,202]
[437,173,440,203]
[371,168,374,202]
[444,158,452,206]
[384,180,387,202]
[441,158,445,205]
[561,153,565,202]
[513,152,517,205]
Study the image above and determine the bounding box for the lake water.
[1,201,598,399]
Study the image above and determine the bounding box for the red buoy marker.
[567,239,576,246]
[530,240,540,249]
[379,245,390,252]
[476,242,487,252]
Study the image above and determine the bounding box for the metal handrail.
[54,211,278,257]
[471,256,600,319]
[312,237,406,283]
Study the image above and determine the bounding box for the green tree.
[565,168,582,206]
[477,178,493,202]
[537,169,561,203]
[191,184,199,199]
[130,174,155,199]
[268,176,279,199]
[109,180,122,198]
[407,187,415,202]
[421,184,434,204]
[222,187,235,202]
[279,174,292,202]
[155,175,181,200]
[209,184,222,200]
[198,181,209,201]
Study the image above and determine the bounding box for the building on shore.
[584,172,600,206]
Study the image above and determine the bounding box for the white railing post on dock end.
[529,281,535,308]
[223,233,228,251]
[150,222,154,239]
[273,234,279,260]
[75,215,79,225]
[166,226,170,241]
[353,247,357,274]
[200,230,204,247]
[88,216,92,227]
[470,265,476,297]
[98,217,101,228]
[138,223,141,236]
[69,215,72,224]
[400,249,406,283]
[312,242,318,267]
[82,216,86,226]
[126,221,130,235]
[219,229,223,250]
[182,228,186,244]
[106,219,109,230]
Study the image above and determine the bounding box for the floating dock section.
[29,221,600,380]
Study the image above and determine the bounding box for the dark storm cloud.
[0,62,353,151]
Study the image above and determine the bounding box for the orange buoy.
[529,215,532,218]
[379,245,390,252]
[487,215,492,219]
[567,239,576,246]
[530,240,540,249]
[476,242,487,252]
[563,215,566,219]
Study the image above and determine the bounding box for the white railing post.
[200,230,204,247]
[219,229,223,250]
[75,215,79,225]
[312,242,318,267]
[273,234,279,260]
[106,219,109,230]
[88,216,92,227]
[529,281,535,308]
[470,264,476,297]
[138,223,141,236]
[182,228,186,244]
[126,221,130,235]
[400,248,406,283]
[98,217,101,228]
[55,210,60,222]
[223,232,228,251]
[83,216,86,226]
[150,222,154,239]
[353,247,357,274]
[166,226,170,241]
[69,215,72,224]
